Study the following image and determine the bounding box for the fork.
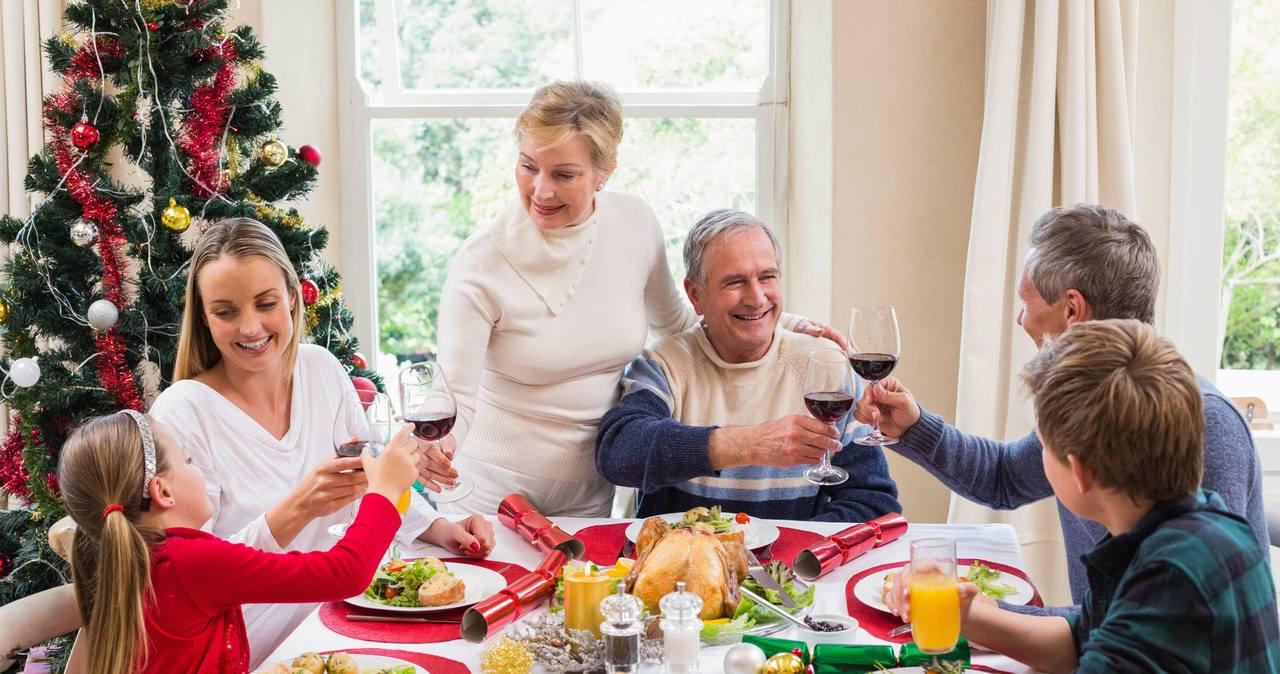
[888,623,912,637]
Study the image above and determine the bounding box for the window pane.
[360,0,575,92]
[371,117,755,358]
[371,118,516,358]
[581,0,769,91]
[612,118,757,279]
[1222,0,1280,371]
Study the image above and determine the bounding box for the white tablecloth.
[265,517,1039,673]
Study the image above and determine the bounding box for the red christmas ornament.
[147,22,158,31]
[71,121,100,150]
[300,279,320,305]
[351,376,378,409]
[0,552,10,580]
[351,352,368,370]
[298,144,322,167]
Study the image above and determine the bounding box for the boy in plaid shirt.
[897,319,1280,672]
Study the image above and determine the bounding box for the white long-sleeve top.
[150,344,444,666]
[437,191,699,488]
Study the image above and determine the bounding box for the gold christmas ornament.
[161,198,191,231]
[0,298,10,325]
[762,652,805,674]
[261,137,288,167]
[479,636,534,674]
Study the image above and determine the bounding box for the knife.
[745,548,796,609]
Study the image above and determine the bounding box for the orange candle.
[564,567,613,637]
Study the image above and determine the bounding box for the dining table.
[264,516,1043,673]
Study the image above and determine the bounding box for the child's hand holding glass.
[361,423,423,507]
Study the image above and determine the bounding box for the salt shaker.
[659,581,703,673]
[599,585,645,674]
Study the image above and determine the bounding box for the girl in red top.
[57,409,421,674]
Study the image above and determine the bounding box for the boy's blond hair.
[1023,319,1203,502]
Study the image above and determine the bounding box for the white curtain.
[1,1,62,508]
[952,0,1141,606]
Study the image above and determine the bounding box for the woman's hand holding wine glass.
[400,361,473,503]
[328,390,406,538]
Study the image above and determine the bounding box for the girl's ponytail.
[59,413,169,674]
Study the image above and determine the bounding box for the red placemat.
[321,648,469,674]
[845,559,1044,643]
[576,523,630,566]
[319,558,530,643]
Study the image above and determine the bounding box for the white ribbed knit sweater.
[437,191,699,485]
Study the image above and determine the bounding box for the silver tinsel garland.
[511,612,665,672]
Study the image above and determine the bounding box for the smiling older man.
[595,209,901,521]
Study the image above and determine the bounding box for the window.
[1218,0,1280,428]
[337,0,788,373]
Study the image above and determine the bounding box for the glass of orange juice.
[909,537,960,654]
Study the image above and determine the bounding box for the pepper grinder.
[659,581,704,673]
[599,585,645,674]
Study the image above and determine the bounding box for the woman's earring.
[597,183,604,191]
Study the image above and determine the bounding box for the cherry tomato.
[735,512,750,524]
[384,587,399,599]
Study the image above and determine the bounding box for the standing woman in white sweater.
[434,81,837,517]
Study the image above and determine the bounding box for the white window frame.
[335,0,790,367]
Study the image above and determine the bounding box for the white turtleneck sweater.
[436,191,699,494]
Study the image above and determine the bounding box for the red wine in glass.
[849,353,898,382]
[407,412,456,441]
[803,392,855,423]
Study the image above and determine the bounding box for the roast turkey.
[622,516,751,620]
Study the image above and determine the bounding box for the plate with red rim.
[624,513,780,550]
[345,560,505,614]
[851,560,1036,614]
[262,653,424,673]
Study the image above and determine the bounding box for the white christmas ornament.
[723,643,767,674]
[10,358,40,388]
[87,299,119,331]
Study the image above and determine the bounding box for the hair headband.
[118,409,156,511]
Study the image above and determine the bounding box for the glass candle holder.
[564,566,613,638]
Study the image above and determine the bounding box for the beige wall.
[236,1,343,268]
[791,0,987,522]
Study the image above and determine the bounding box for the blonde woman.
[434,81,839,517]
[150,218,493,666]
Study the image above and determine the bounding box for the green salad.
[670,505,735,534]
[965,562,1017,600]
[363,558,450,607]
[701,561,815,640]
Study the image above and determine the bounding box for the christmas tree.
[0,0,379,655]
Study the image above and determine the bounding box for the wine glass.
[399,361,472,503]
[327,389,398,539]
[848,305,900,446]
[802,347,854,485]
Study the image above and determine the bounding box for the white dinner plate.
[267,653,425,672]
[345,561,505,613]
[624,513,780,550]
[852,563,1035,614]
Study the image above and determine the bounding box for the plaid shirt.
[1068,490,1280,672]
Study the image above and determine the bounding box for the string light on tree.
[161,198,190,231]
[261,136,287,167]
[87,299,119,331]
[10,358,40,388]
[70,220,100,247]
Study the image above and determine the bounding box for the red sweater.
[138,494,399,673]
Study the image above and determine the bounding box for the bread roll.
[418,572,466,606]
[714,530,745,546]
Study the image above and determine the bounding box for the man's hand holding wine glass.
[707,415,841,470]
[852,375,923,440]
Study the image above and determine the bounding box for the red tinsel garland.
[40,41,146,413]
[0,421,29,501]
[180,45,238,198]
[67,36,125,79]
